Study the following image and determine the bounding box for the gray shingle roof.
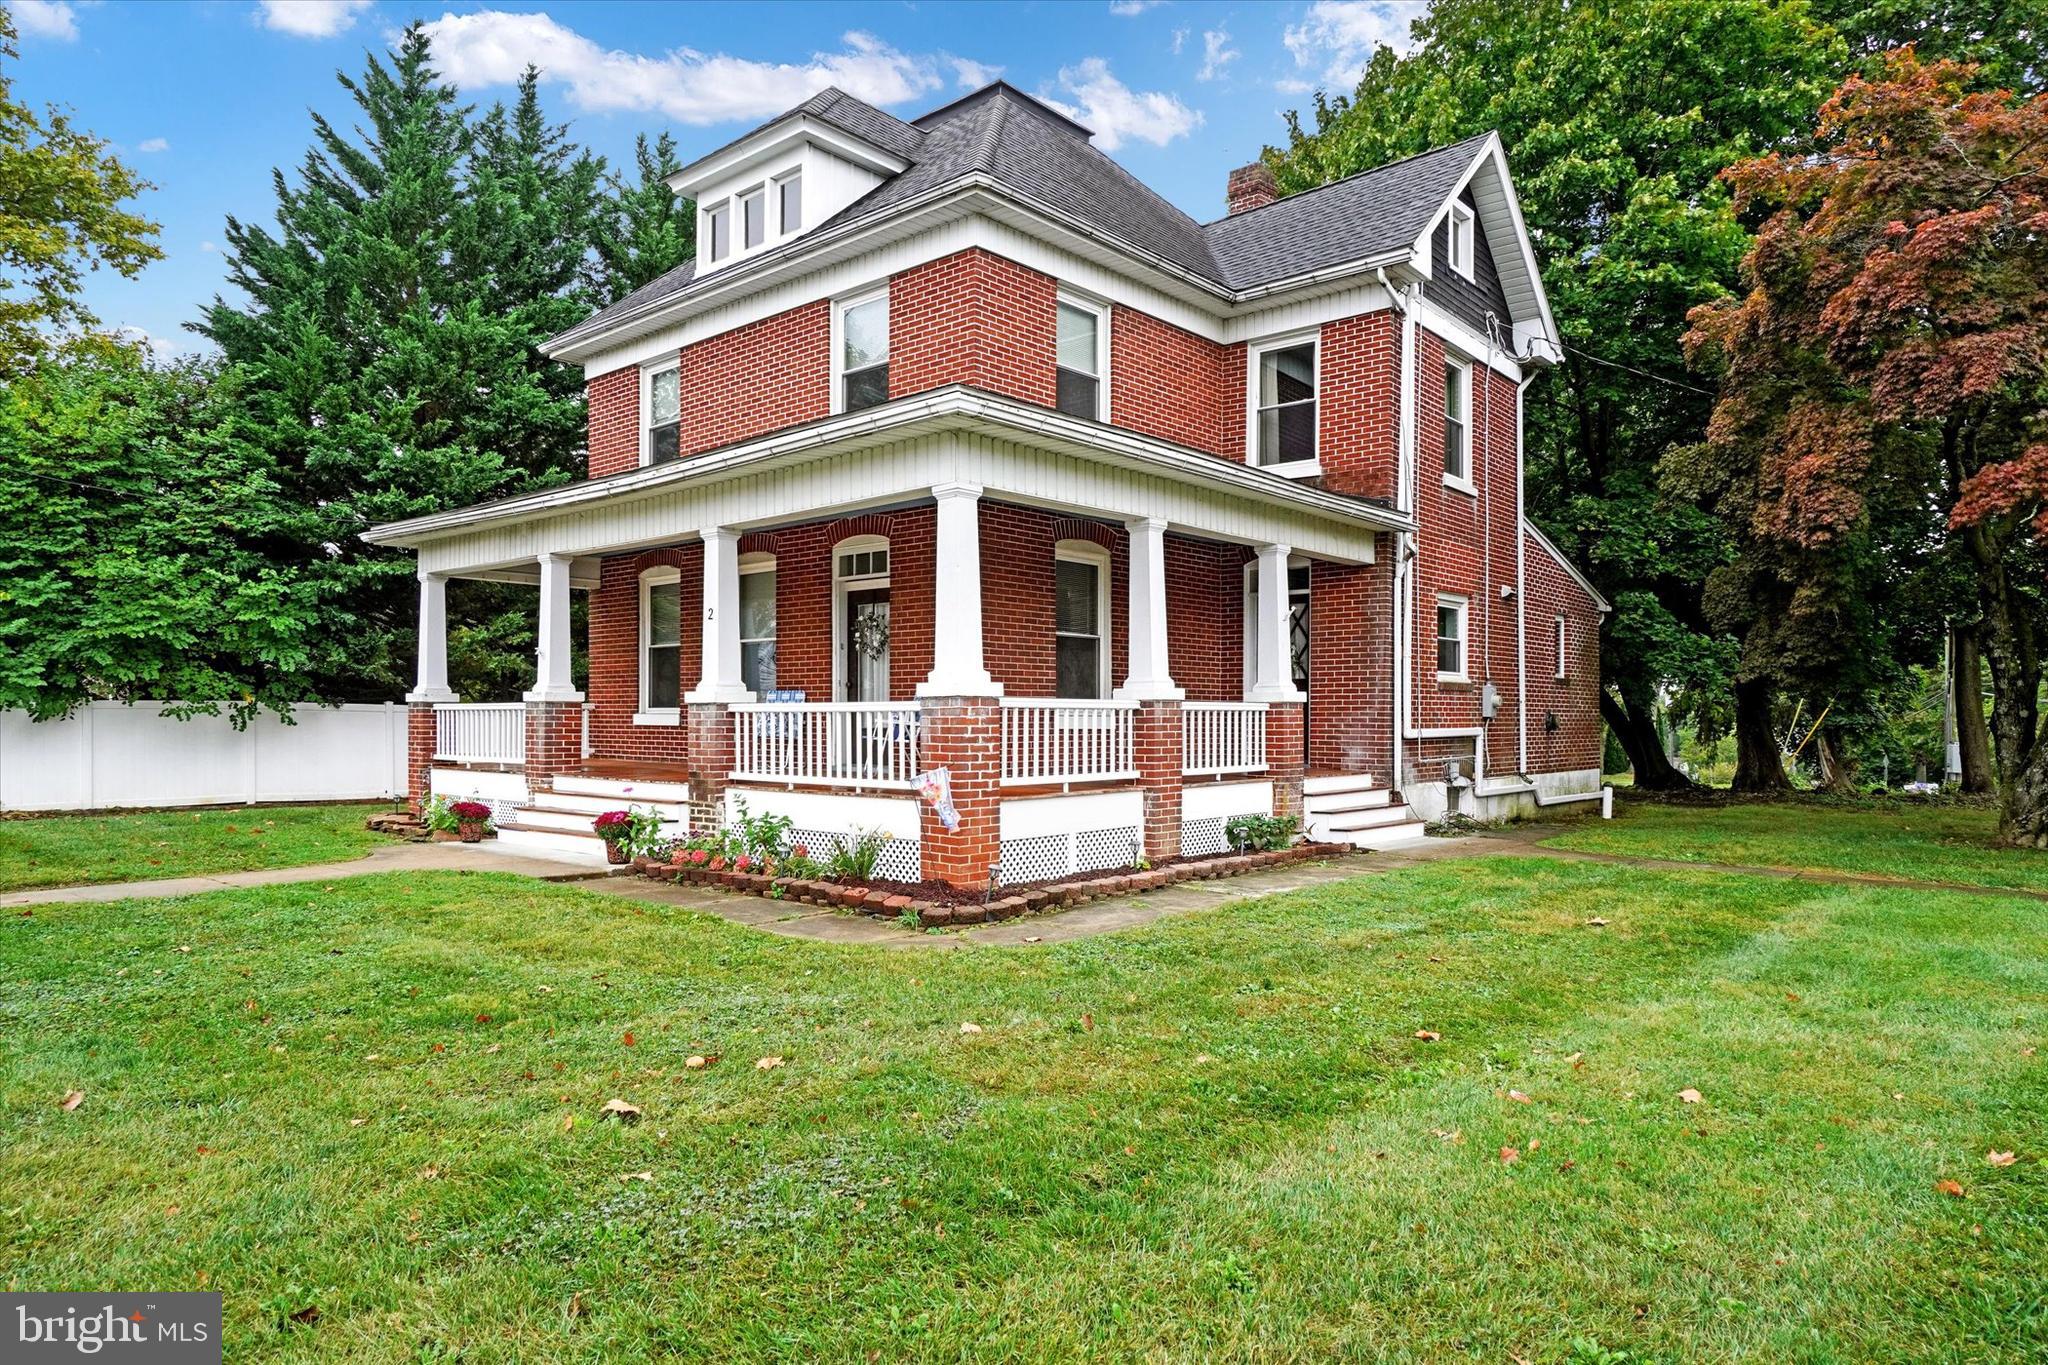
[550,83,1491,352]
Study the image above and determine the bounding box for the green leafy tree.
[0,11,160,372]
[1269,0,1850,788]
[593,131,695,299]
[193,27,603,701]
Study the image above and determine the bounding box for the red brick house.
[367,83,1609,882]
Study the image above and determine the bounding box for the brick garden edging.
[632,842,1352,929]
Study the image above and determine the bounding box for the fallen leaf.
[598,1098,642,1124]
[59,1090,84,1112]
[562,1113,576,1133]
[1586,917,1609,927]
[1432,1128,1464,1145]
[1414,1030,1441,1043]
[537,985,554,994]
[348,1117,368,1128]
[1193,1053,1212,1064]
[289,1306,320,1325]
[621,1031,635,1047]
[566,1292,584,1319]
[618,1171,654,1182]
[1679,1088,1703,1104]
[475,1013,492,1024]
[164,1204,180,1217]
[1081,1013,1094,1032]
[418,1164,440,1180]
[684,1055,710,1070]
[755,1056,785,1071]
[1500,1146,1521,1165]
[1528,1137,1541,1154]
[1785,992,1802,1003]
[959,1022,983,1035]
[484,1044,501,1055]
[1935,1178,1966,1198]
[1986,1151,2017,1167]
[1507,1089,1533,1104]
[176,945,191,954]
[1022,936,1042,943]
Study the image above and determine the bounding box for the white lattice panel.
[791,826,920,883]
[1181,816,1226,858]
[1076,826,1142,874]
[999,834,1068,886]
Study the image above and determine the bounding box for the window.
[837,546,888,578]
[777,173,802,234]
[1056,298,1104,420]
[1443,359,1471,485]
[739,557,777,695]
[1554,615,1568,681]
[706,202,730,262]
[1436,595,1468,680]
[1447,200,1474,279]
[641,569,682,712]
[1252,338,1317,469]
[644,363,680,465]
[1054,542,1110,699]
[740,187,765,250]
[837,291,889,413]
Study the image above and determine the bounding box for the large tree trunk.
[1952,622,1996,794]
[1731,677,1791,793]
[1815,727,1857,793]
[2003,744,2048,848]
[1964,519,2045,843]
[1600,684,1694,790]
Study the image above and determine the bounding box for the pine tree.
[592,131,694,301]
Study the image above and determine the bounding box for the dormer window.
[836,289,889,413]
[1447,201,1474,279]
[741,187,765,250]
[706,202,730,262]
[778,173,802,233]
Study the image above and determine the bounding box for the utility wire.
[1560,342,1718,397]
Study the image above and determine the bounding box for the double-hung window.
[1443,359,1471,485]
[705,202,730,263]
[838,291,890,413]
[740,187,765,250]
[1056,298,1105,420]
[642,570,682,712]
[1054,543,1110,699]
[645,363,680,465]
[1447,200,1474,279]
[1436,595,1468,680]
[739,558,777,694]
[777,173,802,234]
[1252,338,1318,469]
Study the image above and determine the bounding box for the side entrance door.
[844,587,892,703]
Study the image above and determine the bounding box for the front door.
[844,587,891,702]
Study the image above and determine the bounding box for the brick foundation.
[523,701,584,792]
[916,696,1002,890]
[407,703,436,809]
[685,703,734,830]
[1133,699,1184,862]
[1268,703,1305,822]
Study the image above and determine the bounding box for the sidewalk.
[0,839,617,909]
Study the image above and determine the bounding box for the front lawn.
[4,859,2042,1361]
[0,803,393,894]
[1540,794,2046,892]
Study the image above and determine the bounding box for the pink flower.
[735,855,753,872]
[792,844,809,860]
[709,856,726,872]
[689,849,709,865]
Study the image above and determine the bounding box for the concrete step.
[514,804,688,837]
[550,774,690,803]
[493,823,618,865]
[1303,772,1386,798]
[1349,821,1433,851]
[1305,791,1394,814]
[527,789,690,820]
[1319,803,1419,832]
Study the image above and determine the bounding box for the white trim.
[639,356,680,468]
[775,169,802,235]
[1446,200,1475,279]
[1441,354,1474,493]
[1412,133,1561,360]
[1054,538,1113,700]
[1434,593,1469,682]
[704,200,730,264]
[669,114,910,195]
[1554,614,1568,681]
[739,184,767,252]
[1239,554,1309,697]
[638,564,683,718]
[1244,329,1321,477]
[830,284,890,416]
[1523,517,1611,612]
[738,552,778,696]
[831,533,891,702]
[1054,288,1110,421]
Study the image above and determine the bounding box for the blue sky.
[6,0,1424,358]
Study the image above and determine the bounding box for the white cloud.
[1282,1,1424,91]
[417,11,970,125]
[1170,27,1188,55]
[257,0,372,38]
[1197,28,1238,81]
[136,137,170,153]
[12,1,79,41]
[948,55,1003,90]
[1108,1,1162,14]
[1040,57,1200,152]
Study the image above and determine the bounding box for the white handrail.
[1001,698,1138,786]
[434,702,526,765]
[1183,701,1269,776]
[730,701,922,789]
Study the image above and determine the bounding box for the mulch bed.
[632,842,1351,929]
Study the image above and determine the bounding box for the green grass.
[1539,795,2046,893]
[0,804,392,894]
[4,859,2044,1361]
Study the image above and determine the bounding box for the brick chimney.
[1226,161,1279,215]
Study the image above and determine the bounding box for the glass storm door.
[845,588,891,703]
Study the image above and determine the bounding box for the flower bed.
[632,841,1350,929]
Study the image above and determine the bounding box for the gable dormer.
[670,89,921,276]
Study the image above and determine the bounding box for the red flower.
[792,844,809,860]
[448,800,491,821]
[689,849,709,865]
[735,855,753,872]
[709,856,726,871]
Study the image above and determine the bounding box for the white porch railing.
[1182,701,1269,776]
[1001,698,1137,786]
[434,702,525,765]
[730,702,922,789]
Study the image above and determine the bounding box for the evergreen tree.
[593,131,694,300]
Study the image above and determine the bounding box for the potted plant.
[593,810,634,864]
[449,800,494,843]
[422,795,461,842]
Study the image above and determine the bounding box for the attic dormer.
[670,90,919,276]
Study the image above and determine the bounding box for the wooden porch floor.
[557,759,693,783]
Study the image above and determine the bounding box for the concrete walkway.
[0,840,618,909]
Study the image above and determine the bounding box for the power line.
[0,465,154,501]
[1560,342,1718,397]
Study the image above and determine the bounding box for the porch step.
[492,822,617,865]
[1344,820,1433,851]
[550,774,690,803]
[514,803,689,838]
[1303,778,1427,850]
[1303,772,1387,798]
[1319,803,1421,832]
[527,789,691,820]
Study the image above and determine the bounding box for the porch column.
[1116,517,1183,701]
[524,551,584,792]
[1250,543,1305,702]
[916,482,1000,698]
[407,570,458,704]
[686,527,751,704]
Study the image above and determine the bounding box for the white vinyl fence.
[1,702,409,812]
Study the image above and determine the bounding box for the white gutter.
[1378,266,1420,790]
[1515,371,1535,772]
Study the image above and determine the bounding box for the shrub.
[1225,814,1299,853]
[824,827,887,882]
[593,808,664,857]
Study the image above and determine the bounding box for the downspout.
[1479,319,1498,787]
[1378,267,1418,790]
[1516,369,1535,773]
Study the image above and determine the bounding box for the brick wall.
[1132,699,1183,862]
[586,365,639,478]
[1318,310,1401,500]
[1523,528,1605,775]
[981,504,1128,695]
[1163,535,1247,701]
[523,700,584,790]
[889,249,1057,405]
[1308,556,1394,777]
[586,544,700,763]
[406,703,436,808]
[918,697,1002,888]
[1110,306,1240,457]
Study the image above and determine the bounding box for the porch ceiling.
[364,386,1406,577]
